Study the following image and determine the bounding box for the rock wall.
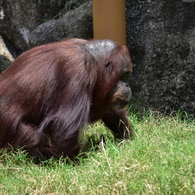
[0,0,91,55]
[0,0,67,52]
[1,0,195,116]
[126,0,195,116]
[29,1,92,48]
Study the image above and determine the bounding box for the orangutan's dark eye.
[105,61,112,68]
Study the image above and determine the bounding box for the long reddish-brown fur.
[0,38,134,160]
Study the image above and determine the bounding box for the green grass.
[0,111,195,195]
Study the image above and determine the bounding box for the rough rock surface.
[0,0,92,52]
[0,35,13,72]
[0,0,67,51]
[126,0,195,116]
[29,1,92,47]
[1,0,195,116]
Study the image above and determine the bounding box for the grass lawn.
[0,110,195,195]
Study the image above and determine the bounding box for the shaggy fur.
[0,38,134,160]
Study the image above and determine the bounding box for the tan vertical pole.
[93,0,126,45]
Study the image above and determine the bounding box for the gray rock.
[0,0,67,51]
[1,0,195,116]
[0,55,11,73]
[0,35,13,72]
[0,0,91,51]
[126,0,195,116]
[29,1,93,47]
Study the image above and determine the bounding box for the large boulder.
[126,0,195,116]
[0,0,67,52]
[0,35,13,72]
[1,0,195,116]
[0,0,92,54]
[29,1,93,47]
